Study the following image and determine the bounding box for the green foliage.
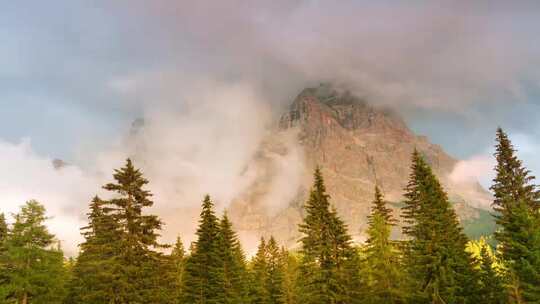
[491,128,540,302]
[297,167,362,304]
[363,188,406,303]
[477,242,507,303]
[217,212,249,303]
[0,214,7,243]
[65,196,122,304]
[182,195,225,304]
[249,237,294,304]
[401,150,479,304]
[250,237,270,304]
[279,248,299,304]
[0,201,67,304]
[66,159,167,304]
[6,129,540,303]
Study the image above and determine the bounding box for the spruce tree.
[168,236,186,302]
[155,239,185,304]
[65,196,122,304]
[217,212,249,303]
[279,248,299,304]
[182,195,225,304]
[249,236,289,304]
[401,151,479,303]
[0,201,67,304]
[477,244,507,304]
[103,158,165,303]
[250,237,270,304]
[297,167,361,304]
[490,128,540,302]
[363,187,405,303]
[266,237,286,304]
[369,186,394,225]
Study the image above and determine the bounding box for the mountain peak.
[280,85,411,136]
[231,86,493,248]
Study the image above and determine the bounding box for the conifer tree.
[0,200,66,304]
[490,128,540,302]
[155,239,185,304]
[363,187,405,303]
[167,236,186,302]
[65,196,121,304]
[477,244,507,304]
[297,167,361,304]
[217,212,249,303]
[182,195,225,303]
[250,237,270,304]
[102,158,165,303]
[279,248,299,304]
[266,237,286,304]
[369,186,394,225]
[401,151,479,304]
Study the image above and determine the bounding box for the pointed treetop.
[313,166,327,193]
[171,236,185,259]
[369,186,395,226]
[200,194,218,223]
[491,127,540,212]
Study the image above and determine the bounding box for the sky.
[1,0,540,254]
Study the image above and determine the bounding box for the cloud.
[450,154,494,188]
[114,0,540,112]
[2,0,540,254]
[448,128,540,209]
[0,139,102,256]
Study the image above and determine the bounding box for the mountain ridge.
[229,84,493,247]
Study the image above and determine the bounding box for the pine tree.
[250,237,270,304]
[103,158,165,303]
[297,167,361,304]
[490,128,540,302]
[154,238,185,304]
[401,151,479,304]
[279,248,299,304]
[65,196,122,304]
[182,195,225,304]
[369,186,394,225]
[0,200,67,304]
[218,212,249,303]
[168,236,186,303]
[266,237,286,304]
[477,243,507,304]
[363,188,405,303]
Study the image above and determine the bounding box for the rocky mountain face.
[229,85,493,247]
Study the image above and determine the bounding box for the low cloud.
[0,139,102,256]
[449,154,494,188]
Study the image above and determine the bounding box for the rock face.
[229,85,492,248]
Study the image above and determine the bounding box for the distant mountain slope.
[229,84,494,246]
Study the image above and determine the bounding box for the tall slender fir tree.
[363,187,405,303]
[218,212,249,303]
[182,195,225,304]
[490,128,540,302]
[0,201,67,304]
[298,167,361,304]
[401,150,479,304]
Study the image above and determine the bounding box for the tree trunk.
[21,292,28,304]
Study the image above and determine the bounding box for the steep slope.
[229,85,493,247]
